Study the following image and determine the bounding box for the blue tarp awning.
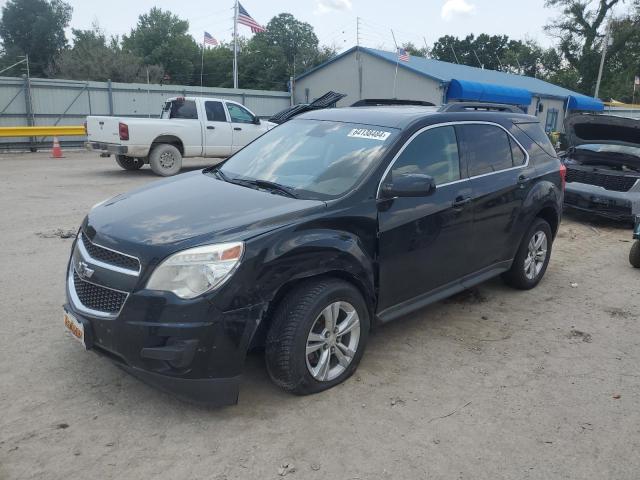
[567,94,604,111]
[446,79,532,106]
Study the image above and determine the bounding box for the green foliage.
[0,0,72,75]
[122,7,200,84]
[52,26,163,83]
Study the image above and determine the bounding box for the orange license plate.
[64,311,86,348]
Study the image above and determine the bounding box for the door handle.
[234,127,242,131]
[452,196,472,208]
[207,126,215,130]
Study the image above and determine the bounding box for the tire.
[630,241,640,268]
[265,278,370,395]
[149,144,182,176]
[115,155,143,170]
[502,218,553,290]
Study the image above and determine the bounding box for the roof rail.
[439,102,525,113]
[351,99,435,107]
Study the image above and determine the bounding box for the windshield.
[217,119,399,200]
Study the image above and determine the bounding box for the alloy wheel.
[524,230,548,280]
[305,301,360,382]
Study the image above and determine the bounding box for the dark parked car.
[63,104,564,406]
[562,114,640,223]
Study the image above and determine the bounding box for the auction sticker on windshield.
[347,128,391,141]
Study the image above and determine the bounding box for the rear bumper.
[564,182,640,222]
[86,141,127,154]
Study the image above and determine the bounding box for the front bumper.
[64,235,266,407]
[564,182,640,222]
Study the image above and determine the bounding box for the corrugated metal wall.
[0,76,291,149]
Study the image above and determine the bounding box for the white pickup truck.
[86,96,276,176]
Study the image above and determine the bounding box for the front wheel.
[265,278,370,395]
[149,144,182,176]
[502,218,552,290]
[630,241,640,268]
[115,155,143,170]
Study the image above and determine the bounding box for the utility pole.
[233,0,239,89]
[594,19,612,99]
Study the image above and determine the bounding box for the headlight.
[146,242,244,299]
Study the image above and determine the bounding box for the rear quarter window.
[515,122,556,157]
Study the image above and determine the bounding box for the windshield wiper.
[235,178,298,198]
[209,166,230,182]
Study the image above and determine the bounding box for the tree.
[122,8,199,84]
[52,26,163,83]
[401,42,429,58]
[544,0,624,94]
[0,0,72,76]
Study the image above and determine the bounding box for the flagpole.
[391,29,399,99]
[200,39,205,94]
[233,0,239,89]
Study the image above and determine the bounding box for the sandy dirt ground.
[0,151,639,480]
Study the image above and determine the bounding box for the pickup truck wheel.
[115,155,143,170]
[502,218,552,290]
[265,278,369,395]
[149,144,182,176]
[630,241,640,268]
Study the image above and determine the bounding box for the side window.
[390,126,461,185]
[226,103,255,123]
[205,101,227,122]
[510,137,527,166]
[460,124,513,176]
[169,100,198,120]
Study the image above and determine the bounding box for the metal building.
[293,46,604,132]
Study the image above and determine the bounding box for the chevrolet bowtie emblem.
[77,260,95,279]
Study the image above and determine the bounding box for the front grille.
[73,271,127,314]
[81,234,140,272]
[566,168,638,192]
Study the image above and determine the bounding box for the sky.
[47,0,565,51]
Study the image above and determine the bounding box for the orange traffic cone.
[51,137,64,158]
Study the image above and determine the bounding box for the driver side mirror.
[253,116,261,125]
[380,173,436,198]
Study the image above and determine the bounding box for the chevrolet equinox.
[64,104,564,406]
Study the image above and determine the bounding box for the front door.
[457,123,536,272]
[377,125,473,313]
[204,100,233,157]
[225,102,264,153]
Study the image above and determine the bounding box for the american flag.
[397,48,410,62]
[238,3,265,33]
[204,32,218,46]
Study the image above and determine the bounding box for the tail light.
[119,122,129,141]
[559,163,567,191]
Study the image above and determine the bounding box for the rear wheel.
[265,278,369,395]
[630,241,640,268]
[115,155,143,170]
[502,218,552,290]
[149,144,182,176]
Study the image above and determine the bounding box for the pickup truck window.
[218,119,398,200]
[227,103,255,123]
[205,101,227,122]
[390,126,461,185]
[162,100,198,120]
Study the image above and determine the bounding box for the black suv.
[63,104,564,406]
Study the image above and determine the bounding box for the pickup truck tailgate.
[86,116,122,144]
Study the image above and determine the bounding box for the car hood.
[83,170,325,254]
[565,114,640,149]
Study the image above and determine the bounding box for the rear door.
[225,102,264,152]
[458,122,535,273]
[203,100,233,157]
[86,116,121,144]
[377,125,473,313]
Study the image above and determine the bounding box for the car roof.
[297,105,537,129]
